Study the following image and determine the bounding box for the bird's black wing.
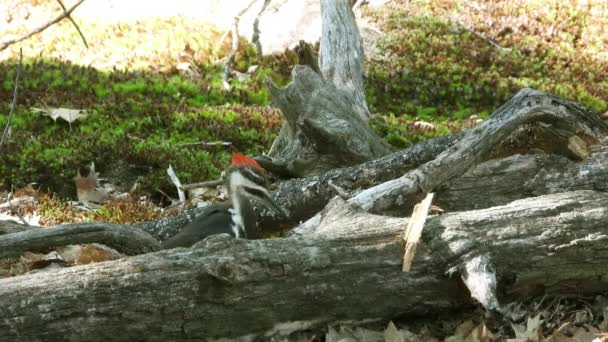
[161,204,234,249]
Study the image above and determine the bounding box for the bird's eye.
[241,168,266,186]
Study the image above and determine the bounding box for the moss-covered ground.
[0,0,606,220]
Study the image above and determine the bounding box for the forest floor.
[1,0,608,340]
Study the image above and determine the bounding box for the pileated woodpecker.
[161,153,285,249]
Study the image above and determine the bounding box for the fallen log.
[0,222,160,259]
[1,190,607,340]
[436,139,608,211]
[135,133,607,241]
[296,88,607,232]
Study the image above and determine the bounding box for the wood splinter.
[401,192,434,272]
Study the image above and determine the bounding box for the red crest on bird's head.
[231,153,263,170]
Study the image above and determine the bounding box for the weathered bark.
[435,140,608,211]
[138,131,607,240]
[0,220,29,235]
[297,88,607,231]
[0,223,159,258]
[2,190,607,340]
[259,133,460,228]
[6,123,604,255]
[265,0,392,177]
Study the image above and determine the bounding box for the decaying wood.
[0,223,159,258]
[258,133,460,229]
[265,0,392,177]
[167,164,185,204]
[435,140,608,211]
[1,0,606,339]
[2,190,607,340]
[139,131,607,241]
[0,220,30,235]
[6,132,604,255]
[297,88,607,232]
[402,192,433,272]
[259,89,606,230]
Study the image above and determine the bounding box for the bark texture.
[265,0,392,177]
[0,223,160,258]
[296,88,607,232]
[2,191,607,340]
[435,140,608,211]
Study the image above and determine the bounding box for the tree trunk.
[2,191,607,340]
[264,0,392,177]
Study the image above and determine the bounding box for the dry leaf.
[77,244,119,264]
[446,320,493,342]
[385,321,404,342]
[509,314,543,342]
[326,325,382,342]
[549,325,601,342]
[74,162,109,208]
[32,107,88,123]
[24,250,65,271]
[413,120,435,131]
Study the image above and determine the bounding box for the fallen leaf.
[509,314,543,342]
[413,120,435,131]
[32,107,88,123]
[74,162,109,208]
[77,244,120,264]
[385,321,404,342]
[549,325,601,342]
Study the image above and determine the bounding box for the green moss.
[2,2,606,201]
[366,2,608,116]
[0,59,284,198]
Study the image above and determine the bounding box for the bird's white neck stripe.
[229,202,244,238]
[228,170,269,239]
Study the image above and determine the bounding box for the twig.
[454,19,511,52]
[55,0,88,48]
[221,20,240,91]
[6,193,30,226]
[402,193,434,272]
[220,0,259,90]
[154,188,174,203]
[175,141,232,147]
[252,0,272,56]
[0,196,35,209]
[180,179,223,191]
[126,134,144,141]
[0,0,86,51]
[1,48,23,146]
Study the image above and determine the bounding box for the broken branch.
[0,0,86,51]
[0,48,22,146]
